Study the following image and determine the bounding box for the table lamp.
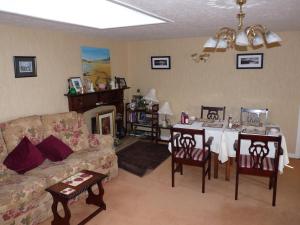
[143,88,159,109]
[158,102,173,127]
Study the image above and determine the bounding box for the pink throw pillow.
[37,135,73,161]
[3,136,45,174]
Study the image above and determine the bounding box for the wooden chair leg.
[208,155,211,180]
[272,174,278,206]
[269,176,273,190]
[180,164,183,175]
[202,164,206,193]
[213,153,219,179]
[235,172,239,200]
[171,159,175,187]
[225,159,231,181]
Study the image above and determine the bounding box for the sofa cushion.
[64,147,116,171]
[4,137,45,174]
[37,135,73,161]
[0,174,47,215]
[27,159,82,186]
[1,115,44,153]
[41,112,89,152]
[0,129,8,173]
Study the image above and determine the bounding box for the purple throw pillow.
[37,135,73,161]
[3,136,45,174]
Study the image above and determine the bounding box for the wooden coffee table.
[45,170,107,225]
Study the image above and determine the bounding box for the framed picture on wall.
[96,110,115,137]
[14,56,37,78]
[151,56,171,69]
[236,53,264,69]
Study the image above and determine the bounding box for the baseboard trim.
[288,153,300,159]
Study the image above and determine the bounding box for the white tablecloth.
[168,122,289,173]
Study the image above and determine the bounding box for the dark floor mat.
[117,141,170,177]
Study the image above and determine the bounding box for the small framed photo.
[236,53,264,69]
[68,77,83,93]
[115,77,127,89]
[14,56,37,78]
[151,56,171,69]
[96,110,115,137]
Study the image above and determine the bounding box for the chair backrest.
[240,107,268,126]
[236,133,282,171]
[171,127,205,160]
[201,106,226,121]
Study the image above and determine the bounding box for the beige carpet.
[40,158,300,225]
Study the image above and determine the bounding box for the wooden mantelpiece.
[65,88,129,137]
[65,88,129,113]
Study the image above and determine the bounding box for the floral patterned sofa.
[0,111,118,225]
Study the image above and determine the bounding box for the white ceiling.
[0,0,299,40]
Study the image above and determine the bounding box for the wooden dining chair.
[240,107,268,126]
[201,106,226,121]
[170,127,213,193]
[235,133,282,206]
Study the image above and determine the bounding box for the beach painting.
[81,46,111,87]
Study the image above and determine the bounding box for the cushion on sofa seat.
[41,112,90,152]
[0,174,47,215]
[37,135,73,161]
[4,137,45,174]
[63,147,117,172]
[1,115,44,153]
[27,159,80,186]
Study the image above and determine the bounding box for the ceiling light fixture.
[204,0,282,50]
[0,0,167,29]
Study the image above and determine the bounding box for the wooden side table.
[45,170,107,225]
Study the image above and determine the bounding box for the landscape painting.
[81,46,111,87]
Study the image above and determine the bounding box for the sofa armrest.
[88,134,114,150]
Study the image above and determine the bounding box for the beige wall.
[128,31,300,153]
[1,23,299,153]
[0,24,128,122]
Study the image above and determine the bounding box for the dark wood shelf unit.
[65,88,129,138]
[125,103,159,142]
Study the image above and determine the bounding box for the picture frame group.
[151,56,171,69]
[96,110,115,137]
[236,53,264,69]
[14,56,37,78]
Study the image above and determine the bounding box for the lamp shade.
[216,38,227,49]
[158,102,173,116]
[265,31,282,44]
[203,37,217,48]
[252,34,264,46]
[236,31,249,46]
[144,88,159,102]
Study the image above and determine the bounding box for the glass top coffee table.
[45,170,107,225]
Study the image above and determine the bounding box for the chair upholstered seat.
[239,154,274,171]
[175,148,208,161]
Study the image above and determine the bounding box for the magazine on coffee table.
[62,172,93,187]
[60,187,76,195]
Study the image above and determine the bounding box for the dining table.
[168,121,289,181]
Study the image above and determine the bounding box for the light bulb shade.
[158,102,173,115]
[252,34,264,46]
[236,31,249,46]
[144,88,159,102]
[203,37,217,48]
[216,39,227,49]
[265,31,282,44]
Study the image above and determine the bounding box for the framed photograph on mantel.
[236,53,264,69]
[14,56,37,78]
[151,56,171,69]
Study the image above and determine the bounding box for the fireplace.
[83,105,116,137]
